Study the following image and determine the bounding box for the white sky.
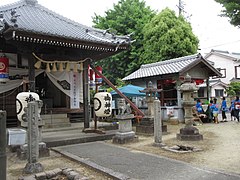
[0,0,240,54]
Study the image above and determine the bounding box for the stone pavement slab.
[53,141,240,180]
[43,129,117,147]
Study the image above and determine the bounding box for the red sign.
[195,79,204,85]
[95,66,102,83]
[89,69,94,80]
[0,56,9,82]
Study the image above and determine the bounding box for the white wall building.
[203,49,240,97]
[205,49,240,84]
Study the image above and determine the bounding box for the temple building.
[0,0,131,127]
[123,53,222,121]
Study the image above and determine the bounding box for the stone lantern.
[177,74,203,141]
[140,81,160,117]
[136,81,166,135]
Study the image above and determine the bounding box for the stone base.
[17,142,50,160]
[112,131,138,144]
[177,126,203,141]
[169,117,179,125]
[23,162,44,174]
[152,142,166,148]
[136,125,167,135]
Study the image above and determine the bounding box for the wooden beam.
[90,63,145,117]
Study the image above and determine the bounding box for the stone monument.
[23,101,44,174]
[177,74,203,141]
[153,98,165,147]
[112,98,137,144]
[16,93,49,160]
[136,81,166,135]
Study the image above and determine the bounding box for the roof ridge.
[36,4,92,30]
[0,0,93,31]
[141,53,200,69]
[0,0,26,12]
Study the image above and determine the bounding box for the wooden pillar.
[28,54,35,92]
[83,60,90,128]
[206,78,210,100]
[0,111,6,180]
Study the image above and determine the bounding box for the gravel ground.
[7,117,240,179]
[7,149,113,180]
[115,119,240,175]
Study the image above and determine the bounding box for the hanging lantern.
[94,92,112,117]
[16,92,40,127]
[0,56,9,82]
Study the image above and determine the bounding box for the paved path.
[53,142,240,180]
[42,122,118,147]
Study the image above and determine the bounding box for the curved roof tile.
[0,0,131,47]
[123,53,218,81]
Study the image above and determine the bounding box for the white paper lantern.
[16,92,40,127]
[94,92,112,117]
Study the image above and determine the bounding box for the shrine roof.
[204,49,240,61]
[123,53,222,81]
[0,0,131,50]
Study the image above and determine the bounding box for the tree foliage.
[215,0,240,27]
[92,0,155,84]
[140,8,199,63]
[226,82,240,96]
[92,2,199,84]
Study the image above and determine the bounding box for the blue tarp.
[110,84,145,97]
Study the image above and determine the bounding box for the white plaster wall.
[206,54,240,84]
[210,84,227,97]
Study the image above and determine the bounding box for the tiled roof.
[0,0,131,50]
[205,49,240,60]
[198,79,228,88]
[123,53,218,81]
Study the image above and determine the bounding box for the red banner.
[95,66,102,83]
[0,56,9,82]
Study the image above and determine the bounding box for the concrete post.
[24,101,44,174]
[153,98,162,145]
[0,111,6,180]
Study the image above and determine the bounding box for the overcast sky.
[1,0,240,54]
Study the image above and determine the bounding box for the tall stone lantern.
[177,74,203,141]
[136,81,166,135]
[140,81,160,117]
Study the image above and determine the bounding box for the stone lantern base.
[136,117,167,135]
[112,114,138,144]
[177,126,203,141]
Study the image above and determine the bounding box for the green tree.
[140,8,199,63]
[92,0,155,84]
[226,82,240,96]
[215,0,240,27]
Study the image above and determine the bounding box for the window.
[235,66,240,79]
[215,89,224,97]
[213,68,226,78]
[198,87,204,97]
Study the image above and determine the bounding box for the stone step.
[43,118,70,124]
[43,123,71,129]
[41,113,71,129]
[41,113,68,119]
